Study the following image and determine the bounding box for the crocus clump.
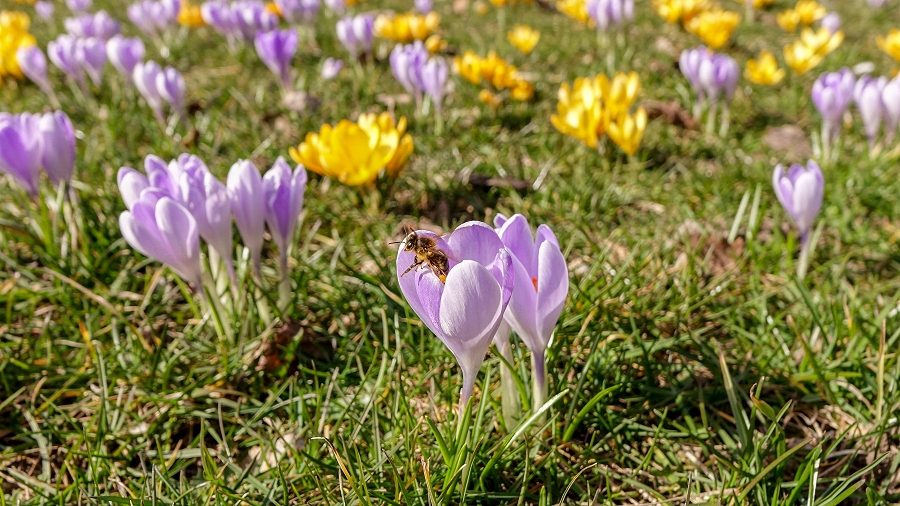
[0,112,76,195]
[201,0,278,42]
[680,46,738,135]
[64,10,121,40]
[128,0,182,38]
[390,40,450,117]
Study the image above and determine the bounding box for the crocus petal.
[535,241,569,344]
[446,221,505,266]
[117,167,149,210]
[438,260,504,370]
[496,214,536,275]
[155,196,202,285]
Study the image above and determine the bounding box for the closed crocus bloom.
[420,56,448,113]
[794,0,825,25]
[336,16,357,55]
[320,57,342,80]
[16,46,52,92]
[255,29,298,89]
[812,68,855,143]
[106,35,145,81]
[820,12,839,34]
[156,66,186,115]
[48,34,86,86]
[38,112,75,185]
[390,42,427,98]
[698,52,738,103]
[877,29,900,63]
[67,0,92,13]
[128,1,159,36]
[263,157,307,270]
[685,9,740,49]
[134,61,165,119]
[772,161,823,243]
[76,37,107,86]
[119,189,203,288]
[607,107,647,155]
[600,71,640,117]
[228,160,266,276]
[36,1,55,21]
[396,222,514,407]
[507,25,539,55]
[745,50,785,85]
[679,46,705,99]
[494,214,567,409]
[854,76,887,148]
[352,14,374,54]
[0,113,43,196]
[881,78,900,144]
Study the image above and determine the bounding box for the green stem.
[531,348,547,418]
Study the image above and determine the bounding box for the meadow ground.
[2,0,900,503]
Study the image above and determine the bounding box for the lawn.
[1,0,899,503]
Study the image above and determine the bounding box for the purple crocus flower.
[65,11,120,40]
[421,56,448,113]
[157,66,186,116]
[854,75,887,148]
[415,0,432,13]
[133,60,165,121]
[119,188,203,288]
[390,42,427,101]
[882,78,900,144]
[0,113,43,196]
[587,0,634,31]
[325,0,345,14]
[233,0,278,41]
[494,214,568,408]
[67,0,92,13]
[262,157,307,271]
[336,14,374,58]
[812,68,856,146]
[36,1,56,21]
[275,0,320,23]
[38,112,76,185]
[48,34,87,88]
[321,57,342,80]
[76,37,107,86]
[227,160,266,276]
[128,1,160,37]
[680,46,706,101]
[16,46,53,95]
[396,222,514,408]
[255,29,298,89]
[820,12,840,34]
[772,161,824,244]
[106,35,145,82]
[697,52,738,104]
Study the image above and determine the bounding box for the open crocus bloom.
[396,222,514,407]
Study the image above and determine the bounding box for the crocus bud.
[420,56,448,113]
[16,46,52,94]
[106,35,145,82]
[119,189,203,288]
[415,0,432,14]
[263,157,307,270]
[36,1,55,21]
[76,37,107,86]
[38,112,76,185]
[772,161,824,243]
[320,57,342,80]
[0,113,43,196]
[812,68,855,144]
[227,160,266,276]
[156,66,186,116]
[881,78,900,144]
[854,75,887,148]
[133,61,165,120]
[255,28,298,89]
[396,222,514,408]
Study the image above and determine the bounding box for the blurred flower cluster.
[776,0,825,33]
[507,25,539,55]
[289,112,413,186]
[0,111,75,196]
[685,8,739,49]
[454,50,534,105]
[551,71,646,155]
[374,11,439,43]
[783,26,843,75]
[744,50,784,85]
[1,10,36,82]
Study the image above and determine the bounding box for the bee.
[397,224,451,283]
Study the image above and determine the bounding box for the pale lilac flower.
[255,29,298,89]
[128,0,161,37]
[0,113,43,195]
[36,1,55,21]
[882,78,900,144]
[48,34,87,88]
[233,0,279,41]
[336,14,373,57]
[773,161,824,243]
[390,42,427,101]
[275,0,320,23]
[119,188,203,288]
[812,68,856,145]
[38,112,76,185]
[157,66,186,116]
[415,0,432,13]
[820,12,840,34]
[76,37,107,86]
[133,60,165,121]
[65,11,120,40]
[263,157,307,271]
[421,56,448,113]
[854,75,887,148]
[67,0,92,13]
[106,35,145,82]
[587,0,634,31]
[679,46,705,101]
[16,46,52,94]
[320,57,342,80]
[396,222,514,407]
[697,52,738,104]
[227,160,266,276]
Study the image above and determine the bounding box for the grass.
[2,0,900,503]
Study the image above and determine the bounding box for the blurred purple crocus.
[415,0,432,13]
[773,161,823,244]
[263,157,307,272]
[697,52,738,105]
[48,34,87,89]
[64,11,120,40]
[0,113,43,196]
[421,57,448,114]
[67,0,92,13]
[854,75,887,149]
[390,42,427,104]
[396,222,514,408]
[275,0,320,23]
[881,78,900,144]
[106,35,145,82]
[227,160,267,276]
[587,0,634,31]
[77,37,107,86]
[16,46,53,95]
[812,68,855,149]
[128,0,162,37]
[119,188,203,288]
[157,66,186,117]
[820,12,840,34]
[38,112,76,185]
[321,57,342,80]
[36,1,55,21]
[233,0,279,41]
[494,214,568,409]
[255,29,298,89]
[336,14,374,58]
[133,60,166,122]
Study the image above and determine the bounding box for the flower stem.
[493,322,520,431]
[531,349,547,418]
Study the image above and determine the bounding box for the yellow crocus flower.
[507,25,540,55]
[0,10,35,81]
[745,50,784,85]
[178,1,206,27]
[686,9,740,49]
[455,50,533,100]
[794,0,825,25]
[776,9,799,32]
[607,108,647,156]
[479,89,503,107]
[599,71,640,119]
[424,34,447,53]
[558,0,591,24]
[877,29,900,62]
[652,0,711,25]
[288,113,413,186]
[551,78,603,147]
[454,50,484,84]
[738,0,773,8]
[783,27,842,75]
[374,11,439,43]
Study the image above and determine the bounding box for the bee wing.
[437,231,462,262]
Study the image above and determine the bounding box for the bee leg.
[401,259,423,278]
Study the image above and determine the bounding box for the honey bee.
[397,224,451,283]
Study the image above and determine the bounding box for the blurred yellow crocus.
[454,50,534,101]
[600,71,640,118]
[288,113,413,186]
[652,0,711,25]
[878,29,900,62]
[776,9,799,32]
[558,0,591,24]
[425,34,447,53]
[606,108,647,156]
[793,0,825,25]
[0,10,36,81]
[375,11,439,43]
[455,50,483,84]
[551,77,605,147]
[783,27,843,75]
[686,9,740,49]
[479,89,503,107]
[745,50,784,85]
[507,25,540,55]
[178,1,206,27]
[739,0,773,8]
